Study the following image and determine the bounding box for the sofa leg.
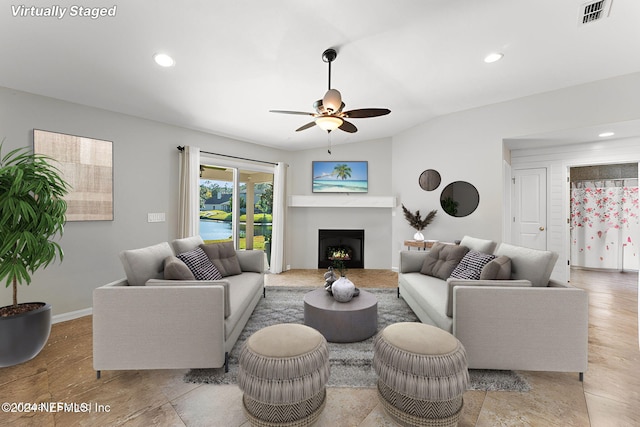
[96,370,101,380]
[579,372,584,382]
[224,352,229,373]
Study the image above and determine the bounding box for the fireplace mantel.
[288,195,396,208]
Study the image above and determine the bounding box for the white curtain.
[178,146,200,238]
[270,162,287,273]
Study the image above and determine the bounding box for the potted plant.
[401,204,437,241]
[0,143,69,367]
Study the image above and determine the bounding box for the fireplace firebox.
[318,229,364,269]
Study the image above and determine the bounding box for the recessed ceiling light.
[153,53,175,67]
[598,131,615,137]
[484,52,504,63]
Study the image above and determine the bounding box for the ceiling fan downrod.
[322,48,337,91]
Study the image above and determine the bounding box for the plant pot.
[413,231,425,241]
[0,303,51,367]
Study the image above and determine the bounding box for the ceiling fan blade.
[296,121,317,132]
[342,108,391,118]
[339,120,358,133]
[270,110,315,116]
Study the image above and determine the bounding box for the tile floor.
[0,268,637,426]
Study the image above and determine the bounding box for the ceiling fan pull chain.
[327,132,332,155]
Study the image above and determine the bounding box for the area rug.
[184,287,530,392]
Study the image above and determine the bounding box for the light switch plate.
[147,213,165,223]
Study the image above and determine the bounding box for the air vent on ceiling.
[579,0,612,25]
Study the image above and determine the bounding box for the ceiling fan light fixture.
[316,116,343,131]
[323,89,342,113]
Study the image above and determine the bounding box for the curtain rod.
[177,146,278,166]
[571,177,637,182]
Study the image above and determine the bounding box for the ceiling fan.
[270,48,391,134]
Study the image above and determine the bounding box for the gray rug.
[184,287,530,392]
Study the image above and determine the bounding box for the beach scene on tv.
[312,161,368,193]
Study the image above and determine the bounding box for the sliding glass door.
[199,162,274,263]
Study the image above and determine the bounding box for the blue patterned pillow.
[177,247,223,280]
[449,250,496,280]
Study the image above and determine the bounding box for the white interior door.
[512,168,547,250]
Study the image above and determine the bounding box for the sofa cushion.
[120,242,174,286]
[420,243,469,280]
[163,256,196,280]
[171,235,205,255]
[201,242,242,277]
[480,255,512,280]
[446,278,533,317]
[399,272,452,331]
[177,247,224,280]
[224,272,264,339]
[450,250,496,280]
[459,236,497,254]
[494,243,559,287]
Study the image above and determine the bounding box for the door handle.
[539,227,545,231]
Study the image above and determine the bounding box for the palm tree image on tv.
[333,163,352,180]
[312,161,368,193]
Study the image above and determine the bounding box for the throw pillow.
[420,243,470,280]
[449,250,496,280]
[119,242,174,286]
[177,247,223,280]
[163,256,196,280]
[200,242,242,277]
[494,243,559,287]
[480,255,512,280]
[458,236,497,254]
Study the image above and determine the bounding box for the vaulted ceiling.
[2,0,639,150]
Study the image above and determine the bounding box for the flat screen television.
[312,161,368,193]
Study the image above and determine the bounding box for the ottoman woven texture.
[238,323,330,427]
[373,322,469,427]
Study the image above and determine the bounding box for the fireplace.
[318,229,364,269]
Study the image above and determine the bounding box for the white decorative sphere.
[331,277,355,302]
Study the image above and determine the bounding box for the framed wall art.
[33,129,113,221]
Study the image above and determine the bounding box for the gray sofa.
[93,236,264,377]
[398,236,589,379]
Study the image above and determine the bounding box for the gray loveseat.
[398,236,588,379]
[93,236,264,377]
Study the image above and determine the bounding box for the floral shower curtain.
[570,179,639,270]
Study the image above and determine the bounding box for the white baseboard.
[52,307,92,324]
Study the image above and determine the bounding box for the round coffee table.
[303,288,378,343]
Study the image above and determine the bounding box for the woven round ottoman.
[238,323,330,427]
[373,322,469,427]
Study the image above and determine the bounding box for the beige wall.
[285,138,394,269]
[0,87,287,316]
[391,72,640,270]
[3,71,640,316]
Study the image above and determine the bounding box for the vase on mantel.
[413,231,425,241]
[331,277,356,302]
